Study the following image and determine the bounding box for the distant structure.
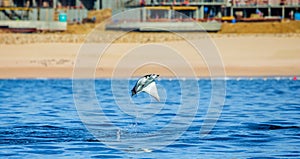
[124,0,300,21]
[2,0,299,21]
[1,0,299,32]
[107,0,300,31]
[0,0,111,32]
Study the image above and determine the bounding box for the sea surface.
[0,78,299,158]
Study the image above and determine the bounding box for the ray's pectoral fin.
[131,89,136,96]
[143,82,160,102]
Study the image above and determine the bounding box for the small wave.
[12,125,65,130]
[245,123,300,131]
[0,125,92,145]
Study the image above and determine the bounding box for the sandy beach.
[0,33,300,78]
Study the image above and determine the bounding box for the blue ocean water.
[0,78,299,158]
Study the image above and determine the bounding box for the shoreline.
[1,32,300,44]
[0,67,298,79]
[1,34,300,79]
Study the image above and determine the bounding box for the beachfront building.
[1,0,300,21]
[0,0,103,31]
[2,0,299,22]
[125,0,226,20]
[230,0,300,20]
[124,0,300,21]
[0,0,94,21]
[1,0,300,32]
[104,0,226,31]
[0,0,129,23]
[105,0,300,31]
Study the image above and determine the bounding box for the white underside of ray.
[142,82,160,102]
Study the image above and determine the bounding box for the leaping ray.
[131,74,160,102]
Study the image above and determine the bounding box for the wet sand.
[0,34,300,78]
